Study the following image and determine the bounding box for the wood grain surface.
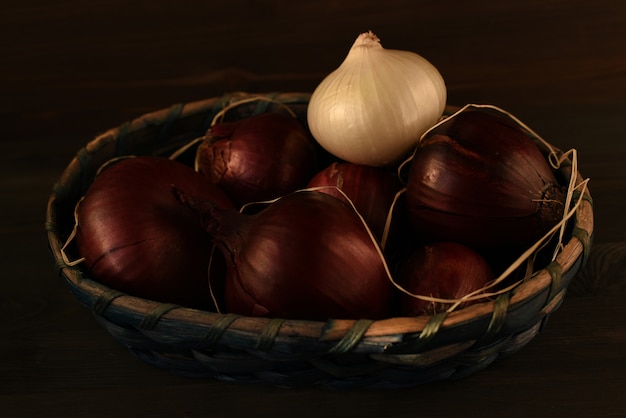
[2,0,625,417]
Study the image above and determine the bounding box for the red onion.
[181,190,393,320]
[405,109,566,251]
[195,112,318,207]
[397,242,494,316]
[75,156,234,309]
[307,162,403,243]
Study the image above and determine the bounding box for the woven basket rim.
[45,92,594,353]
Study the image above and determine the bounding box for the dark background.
[2,1,625,417]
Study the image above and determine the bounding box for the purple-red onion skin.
[196,112,318,207]
[307,162,402,242]
[406,109,565,250]
[397,242,494,316]
[204,191,392,320]
[75,156,234,309]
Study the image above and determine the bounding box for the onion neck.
[352,31,382,49]
[171,184,246,254]
[538,182,566,232]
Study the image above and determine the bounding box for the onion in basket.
[176,189,393,320]
[195,112,318,207]
[405,108,566,251]
[75,156,234,309]
[396,242,494,316]
[307,161,403,245]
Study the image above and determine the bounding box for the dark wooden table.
[2,1,625,417]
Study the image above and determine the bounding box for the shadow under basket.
[45,92,594,389]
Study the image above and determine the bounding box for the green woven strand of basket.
[478,291,512,345]
[385,312,448,354]
[76,146,99,195]
[546,261,564,302]
[408,311,448,349]
[157,104,185,144]
[305,319,382,379]
[452,293,513,367]
[201,94,238,131]
[114,121,132,157]
[49,182,71,214]
[454,335,511,366]
[256,318,286,351]
[92,289,126,315]
[572,226,592,265]
[252,92,281,115]
[115,103,184,156]
[328,319,375,353]
[110,99,203,157]
[572,188,593,206]
[200,92,310,131]
[90,290,180,331]
[138,303,180,330]
[203,313,242,346]
[73,129,128,195]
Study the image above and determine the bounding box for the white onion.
[307,31,447,166]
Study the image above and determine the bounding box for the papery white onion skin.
[307,31,447,167]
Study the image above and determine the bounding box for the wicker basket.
[45,92,593,389]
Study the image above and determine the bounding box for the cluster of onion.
[189,111,403,320]
[72,112,404,319]
[70,31,567,320]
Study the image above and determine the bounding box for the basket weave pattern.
[46,92,593,388]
